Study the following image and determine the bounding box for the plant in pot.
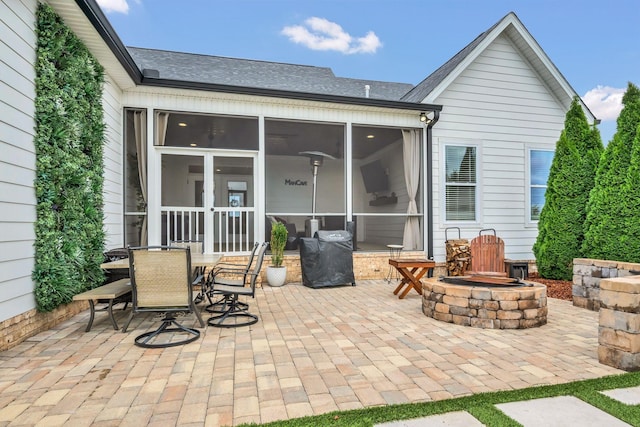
[266,222,288,286]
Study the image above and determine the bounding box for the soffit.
[46,0,137,90]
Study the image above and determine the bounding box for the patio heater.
[299,151,336,237]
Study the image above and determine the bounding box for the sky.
[96,0,639,144]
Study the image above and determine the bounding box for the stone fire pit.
[422,276,547,329]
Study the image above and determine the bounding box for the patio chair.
[203,241,261,312]
[207,241,268,328]
[170,240,207,303]
[122,246,205,348]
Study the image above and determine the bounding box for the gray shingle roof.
[127,47,414,101]
[400,17,501,103]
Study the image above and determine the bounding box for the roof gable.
[403,12,597,123]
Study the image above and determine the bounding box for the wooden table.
[100,253,222,270]
[389,258,436,299]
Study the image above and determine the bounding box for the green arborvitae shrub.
[618,124,640,262]
[583,82,640,261]
[32,3,106,312]
[533,97,602,279]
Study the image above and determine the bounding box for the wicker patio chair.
[122,246,205,348]
[207,242,268,328]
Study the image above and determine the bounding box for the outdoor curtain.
[402,129,421,250]
[133,110,148,245]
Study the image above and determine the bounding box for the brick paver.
[0,280,624,426]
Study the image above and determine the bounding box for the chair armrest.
[215,261,247,268]
[211,265,248,275]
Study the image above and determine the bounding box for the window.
[529,149,554,221]
[444,145,477,221]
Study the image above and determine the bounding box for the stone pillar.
[598,276,640,371]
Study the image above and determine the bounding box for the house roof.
[400,20,499,103]
[46,0,439,113]
[403,12,597,122]
[50,2,594,122]
[128,47,414,102]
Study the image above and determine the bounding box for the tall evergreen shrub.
[582,83,640,261]
[618,125,640,262]
[533,98,603,279]
[32,4,106,312]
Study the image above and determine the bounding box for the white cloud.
[281,17,381,54]
[582,85,625,121]
[96,0,129,14]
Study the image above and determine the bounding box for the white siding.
[102,77,124,249]
[431,34,563,262]
[0,0,38,321]
[0,0,124,322]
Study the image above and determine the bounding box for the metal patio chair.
[122,246,205,348]
[203,241,261,312]
[207,242,268,328]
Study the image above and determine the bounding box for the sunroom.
[122,107,439,256]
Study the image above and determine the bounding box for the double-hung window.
[444,145,477,221]
[529,149,554,221]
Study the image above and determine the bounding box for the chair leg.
[121,311,135,332]
[205,293,248,313]
[193,303,205,327]
[207,295,258,328]
[134,315,200,348]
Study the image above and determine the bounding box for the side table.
[386,244,404,282]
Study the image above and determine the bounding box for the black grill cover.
[299,230,356,288]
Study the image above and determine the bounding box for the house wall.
[266,155,344,214]
[102,76,124,249]
[431,33,564,263]
[0,0,39,322]
[0,0,124,329]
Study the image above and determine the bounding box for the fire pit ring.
[422,276,547,329]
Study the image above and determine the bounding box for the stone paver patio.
[0,279,623,426]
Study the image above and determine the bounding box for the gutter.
[74,0,143,83]
[425,111,440,261]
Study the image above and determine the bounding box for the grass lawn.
[240,371,640,426]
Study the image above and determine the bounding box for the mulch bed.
[528,273,572,301]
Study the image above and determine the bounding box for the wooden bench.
[73,279,132,332]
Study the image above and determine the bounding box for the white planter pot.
[266,266,287,287]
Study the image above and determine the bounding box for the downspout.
[425,110,440,261]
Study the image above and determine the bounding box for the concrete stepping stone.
[496,395,630,426]
[374,411,484,426]
[601,385,640,405]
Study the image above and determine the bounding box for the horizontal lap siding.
[0,0,38,321]
[431,34,563,263]
[102,76,124,250]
